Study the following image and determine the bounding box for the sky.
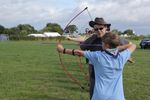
[0,0,150,35]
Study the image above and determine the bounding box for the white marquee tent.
[27,34,45,37]
[43,32,61,37]
[27,32,61,37]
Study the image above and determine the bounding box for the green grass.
[0,40,149,100]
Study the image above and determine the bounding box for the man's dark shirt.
[80,34,103,51]
[80,34,129,51]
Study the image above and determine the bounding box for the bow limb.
[78,56,89,80]
[58,53,84,89]
[57,7,89,89]
[76,43,89,80]
[62,7,92,81]
[63,7,88,33]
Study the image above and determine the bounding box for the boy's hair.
[102,32,120,49]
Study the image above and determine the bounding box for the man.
[80,17,133,99]
[57,32,136,100]
[80,17,111,99]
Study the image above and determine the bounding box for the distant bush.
[126,35,146,41]
[9,35,65,41]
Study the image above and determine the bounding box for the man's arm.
[80,34,97,50]
[57,43,84,56]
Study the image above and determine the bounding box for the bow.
[58,7,91,90]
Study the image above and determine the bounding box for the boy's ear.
[103,43,110,49]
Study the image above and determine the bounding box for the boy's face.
[93,24,108,37]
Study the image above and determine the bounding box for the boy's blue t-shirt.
[84,49,131,100]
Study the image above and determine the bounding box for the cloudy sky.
[0,0,150,35]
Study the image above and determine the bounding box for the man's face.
[93,24,108,37]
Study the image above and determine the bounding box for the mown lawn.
[0,40,149,100]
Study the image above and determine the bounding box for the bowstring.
[58,7,90,90]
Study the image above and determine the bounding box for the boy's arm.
[119,38,135,63]
[118,43,136,65]
[117,43,136,53]
[57,43,84,56]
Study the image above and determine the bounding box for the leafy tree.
[123,29,135,35]
[17,24,37,35]
[0,25,5,34]
[9,27,20,35]
[3,28,12,35]
[3,24,37,36]
[65,25,78,33]
[111,29,122,35]
[42,23,63,33]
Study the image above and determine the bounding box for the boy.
[57,32,136,100]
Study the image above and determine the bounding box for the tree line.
[0,22,148,39]
[0,23,79,37]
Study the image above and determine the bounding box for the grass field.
[0,40,149,100]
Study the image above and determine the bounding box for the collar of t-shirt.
[104,48,119,58]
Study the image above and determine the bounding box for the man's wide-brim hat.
[89,17,111,27]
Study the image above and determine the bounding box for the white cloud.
[74,0,150,34]
[0,0,149,34]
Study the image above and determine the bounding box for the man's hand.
[66,36,71,40]
[128,57,135,63]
